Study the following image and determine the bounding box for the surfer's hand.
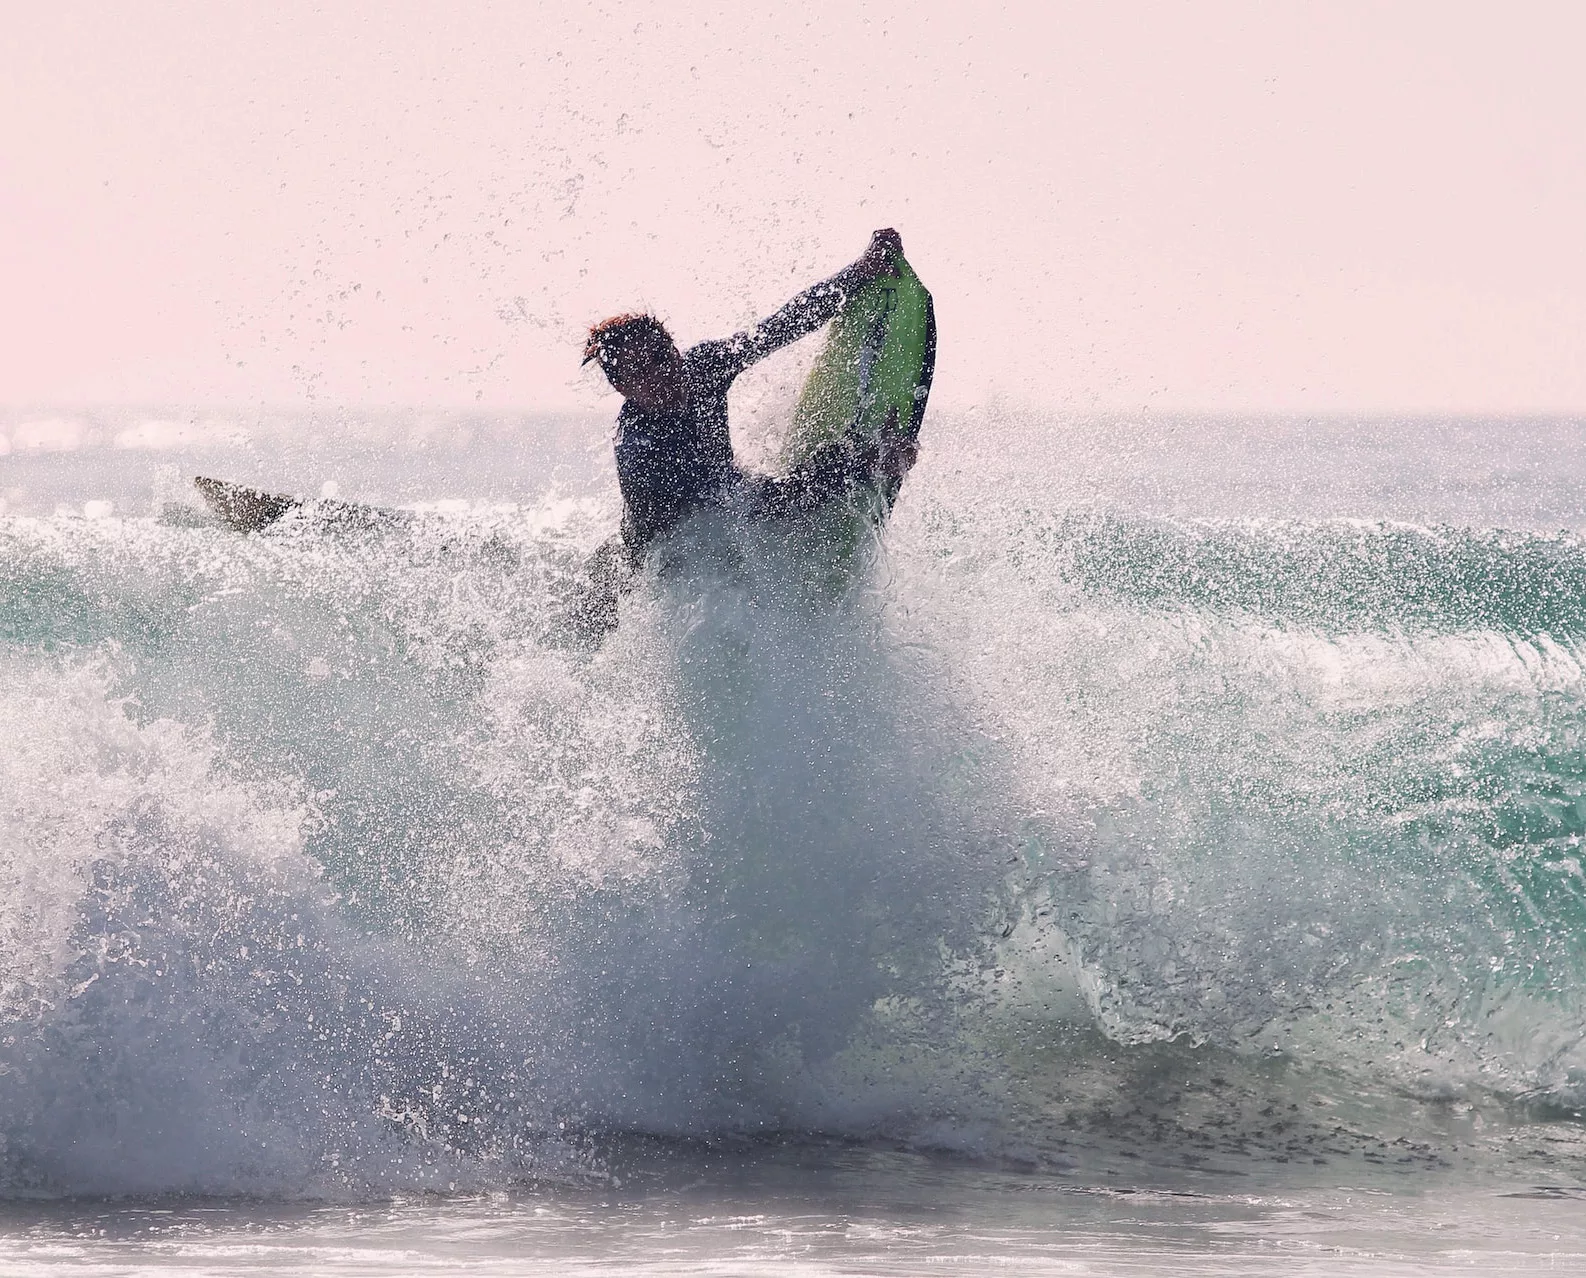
[853,228,902,282]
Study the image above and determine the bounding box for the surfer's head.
[583,314,685,410]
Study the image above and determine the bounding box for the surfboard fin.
[194,477,300,532]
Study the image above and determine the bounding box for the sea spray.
[3,440,1586,1196]
[0,503,1015,1193]
[892,494,1586,1104]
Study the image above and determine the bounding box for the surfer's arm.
[711,229,903,376]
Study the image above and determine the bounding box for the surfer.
[573,229,918,634]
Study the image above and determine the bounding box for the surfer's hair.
[582,313,673,374]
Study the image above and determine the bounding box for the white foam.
[6,449,1586,1196]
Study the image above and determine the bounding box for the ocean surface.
[3,407,1586,1274]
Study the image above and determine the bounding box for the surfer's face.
[606,338,685,410]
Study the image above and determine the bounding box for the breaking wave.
[4,441,1586,1196]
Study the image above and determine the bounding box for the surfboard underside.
[780,252,935,561]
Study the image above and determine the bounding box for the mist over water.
[3,409,1586,1218]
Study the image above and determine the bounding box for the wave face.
[3,413,1586,1196]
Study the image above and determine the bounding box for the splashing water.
[3,411,1586,1199]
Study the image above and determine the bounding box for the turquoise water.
[2,409,1585,1272]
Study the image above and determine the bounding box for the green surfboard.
[783,253,936,521]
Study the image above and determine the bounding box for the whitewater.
[2,408,1585,1273]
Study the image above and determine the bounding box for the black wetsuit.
[612,266,881,559]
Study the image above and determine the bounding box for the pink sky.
[3,0,1583,414]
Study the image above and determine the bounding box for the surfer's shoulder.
[684,336,748,389]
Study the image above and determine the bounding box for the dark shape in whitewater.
[193,476,408,533]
